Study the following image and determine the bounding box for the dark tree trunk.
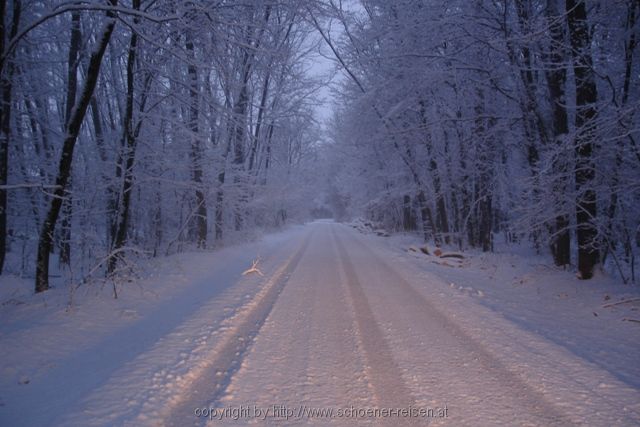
[89,97,107,162]
[603,0,638,264]
[473,89,493,252]
[214,90,234,243]
[566,0,599,279]
[35,2,117,293]
[215,168,225,242]
[59,11,81,268]
[185,30,207,248]
[261,122,275,185]
[479,194,493,252]
[544,0,571,267]
[435,190,450,244]
[59,187,72,266]
[248,70,270,173]
[513,0,550,147]
[215,139,231,242]
[418,100,449,244]
[232,5,272,231]
[109,0,142,273]
[153,190,162,254]
[416,190,438,244]
[621,0,638,108]
[231,60,250,232]
[506,0,551,254]
[0,0,21,274]
[402,195,416,231]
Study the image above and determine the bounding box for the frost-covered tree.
[322,0,640,281]
[0,0,324,293]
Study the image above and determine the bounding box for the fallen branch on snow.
[602,298,640,308]
[440,253,465,259]
[242,258,264,276]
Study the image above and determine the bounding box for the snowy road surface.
[2,221,639,426]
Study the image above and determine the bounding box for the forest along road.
[157,221,639,427]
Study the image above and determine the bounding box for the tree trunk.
[232,5,272,231]
[108,0,141,273]
[214,90,234,243]
[185,30,207,248]
[416,190,438,244]
[479,194,493,252]
[603,0,638,264]
[215,139,230,243]
[248,70,270,173]
[231,64,250,232]
[35,2,117,293]
[474,89,494,252]
[402,195,416,231]
[0,0,21,274]
[59,185,72,266]
[544,0,571,267]
[59,11,81,268]
[566,0,599,279]
[261,122,275,185]
[418,100,449,244]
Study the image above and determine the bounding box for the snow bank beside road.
[376,231,640,389]
[0,226,307,426]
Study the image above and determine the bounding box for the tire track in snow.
[161,231,313,427]
[332,230,422,426]
[202,224,375,426]
[342,226,575,426]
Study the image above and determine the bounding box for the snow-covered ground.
[0,226,309,426]
[1,221,639,426]
[378,230,640,389]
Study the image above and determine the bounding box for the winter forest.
[0,0,638,293]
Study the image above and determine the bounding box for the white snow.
[1,221,639,426]
[0,226,308,426]
[380,231,640,389]
[345,227,640,425]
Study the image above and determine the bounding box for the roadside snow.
[0,226,307,426]
[373,231,640,389]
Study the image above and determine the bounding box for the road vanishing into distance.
[5,222,639,427]
[161,222,640,426]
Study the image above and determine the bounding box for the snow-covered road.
[2,221,639,426]
[187,222,639,426]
